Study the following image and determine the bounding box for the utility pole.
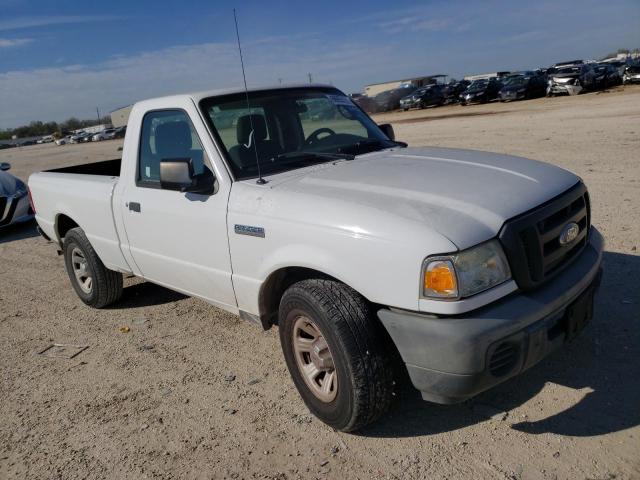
[308,72,313,84]
[96,107,101,126]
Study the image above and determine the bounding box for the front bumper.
[500,91,525,101]
[461,94,484,104]
[378,228,603,404]
[548,83,583,95]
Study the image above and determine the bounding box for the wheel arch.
[258,266,371,329]
[54,213,80,246]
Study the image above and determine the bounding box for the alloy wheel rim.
[71,247,92,294]
[292,315,338,403]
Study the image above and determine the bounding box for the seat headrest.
[237,114,267,145]
[155,121,192,159]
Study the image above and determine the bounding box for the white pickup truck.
[29,85,603,431]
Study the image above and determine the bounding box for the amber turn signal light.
[424,260,457,298]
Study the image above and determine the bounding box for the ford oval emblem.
[559,222,580,246]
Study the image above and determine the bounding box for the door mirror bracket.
[378,123,395,141]
[160,158,217,195]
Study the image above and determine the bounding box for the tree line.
[0,116,113,141]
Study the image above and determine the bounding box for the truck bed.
[45,158,121,177]
[29,159,129,273]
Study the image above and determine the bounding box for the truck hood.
[267,146,580,250]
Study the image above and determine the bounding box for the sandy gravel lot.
[1,86,639,480]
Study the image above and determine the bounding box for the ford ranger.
[28,85,603,431]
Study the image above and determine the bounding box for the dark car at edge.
[399,84,445,110]
[499,72,547,101]
[459,78,502,105]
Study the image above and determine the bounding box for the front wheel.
[279,279,395,432]
[63,227,123,308]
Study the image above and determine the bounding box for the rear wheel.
[279,279,395,432]
[63,227,123,308]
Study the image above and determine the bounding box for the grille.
[489,342,518,377]
[499,183,590,290]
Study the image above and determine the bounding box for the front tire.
[63,227,123,308]
[279,279,395,432]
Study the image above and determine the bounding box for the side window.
[138,110,206,187]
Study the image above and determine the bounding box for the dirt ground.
[1,85,639,480]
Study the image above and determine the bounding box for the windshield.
[503,76,528,86]
[556,67,581,74]
[467,80,488,92]
[200,87,397,180]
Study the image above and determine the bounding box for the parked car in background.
[352,95,377,113]
[499,73,547,101]
[92,129,116,141]
[594,63,622,88]
[55,136,72,146]
[400,84,445,110]
[373,85,417,112]
[0,162,33,228]
[603,60,629,77]
[69,132,87,144]
[37,135,54,144]
[547,64,597,96]
[459,78,502,105]
[623,64,640,84]
[443,80,470,103]
[113,126,127,139]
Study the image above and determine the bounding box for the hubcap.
[292,316,338,403]
[71,247,92,294]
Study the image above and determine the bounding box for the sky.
[0,0,638,129]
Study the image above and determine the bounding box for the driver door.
[117,108,237,312]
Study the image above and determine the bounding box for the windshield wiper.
[338,138,407,155]
[275,151,355,162]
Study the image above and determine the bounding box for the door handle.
[127,202,141,213]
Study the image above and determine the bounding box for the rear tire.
[278,279,395,432]
[63,227,123,308]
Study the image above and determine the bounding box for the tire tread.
[281,279,394,431]
[64,227,123,308]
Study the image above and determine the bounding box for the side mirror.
[160,158,216,195]
[0,162,11,171]
[378,123,395,141]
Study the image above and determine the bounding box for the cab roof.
[136,83,338,106]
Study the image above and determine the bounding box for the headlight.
[422,240,511,299]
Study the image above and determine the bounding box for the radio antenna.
[233,8,266,185]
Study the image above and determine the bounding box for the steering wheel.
[305,127,336,146]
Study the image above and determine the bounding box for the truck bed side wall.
[45,158,122,176]
[29,172,132,273]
